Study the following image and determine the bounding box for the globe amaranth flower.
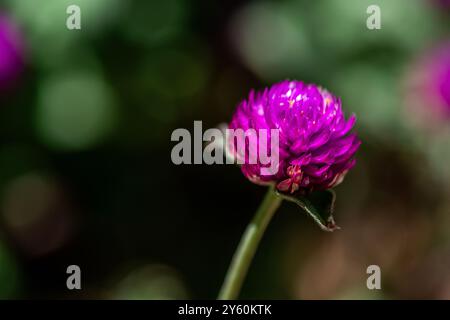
[0,14,25,91]
[228,80,361,194]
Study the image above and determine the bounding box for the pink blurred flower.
[405,42,450,129]
[0,14,25,91]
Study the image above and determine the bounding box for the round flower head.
[228,80,360,194]
[0,14,25,91]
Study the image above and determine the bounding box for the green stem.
[218,186,282,300]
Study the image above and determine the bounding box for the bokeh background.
[0,0,449,299]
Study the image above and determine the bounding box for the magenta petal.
[290,153,312,166]
[310,150,332,164]
[303,164,330,178]
[334,114,356,138]
[228,80,361,193]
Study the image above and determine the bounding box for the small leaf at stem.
[276,189,339,232]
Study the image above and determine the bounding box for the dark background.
[0,0,449,299]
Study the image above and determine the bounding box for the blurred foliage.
[0,0,449,299]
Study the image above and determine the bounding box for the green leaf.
[276,189,339,232]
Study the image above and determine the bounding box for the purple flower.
[420,43,450,116]
[404,42,450,129]
[228,80,360,194]
[0,14,25,91]
[432,0,450,8]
